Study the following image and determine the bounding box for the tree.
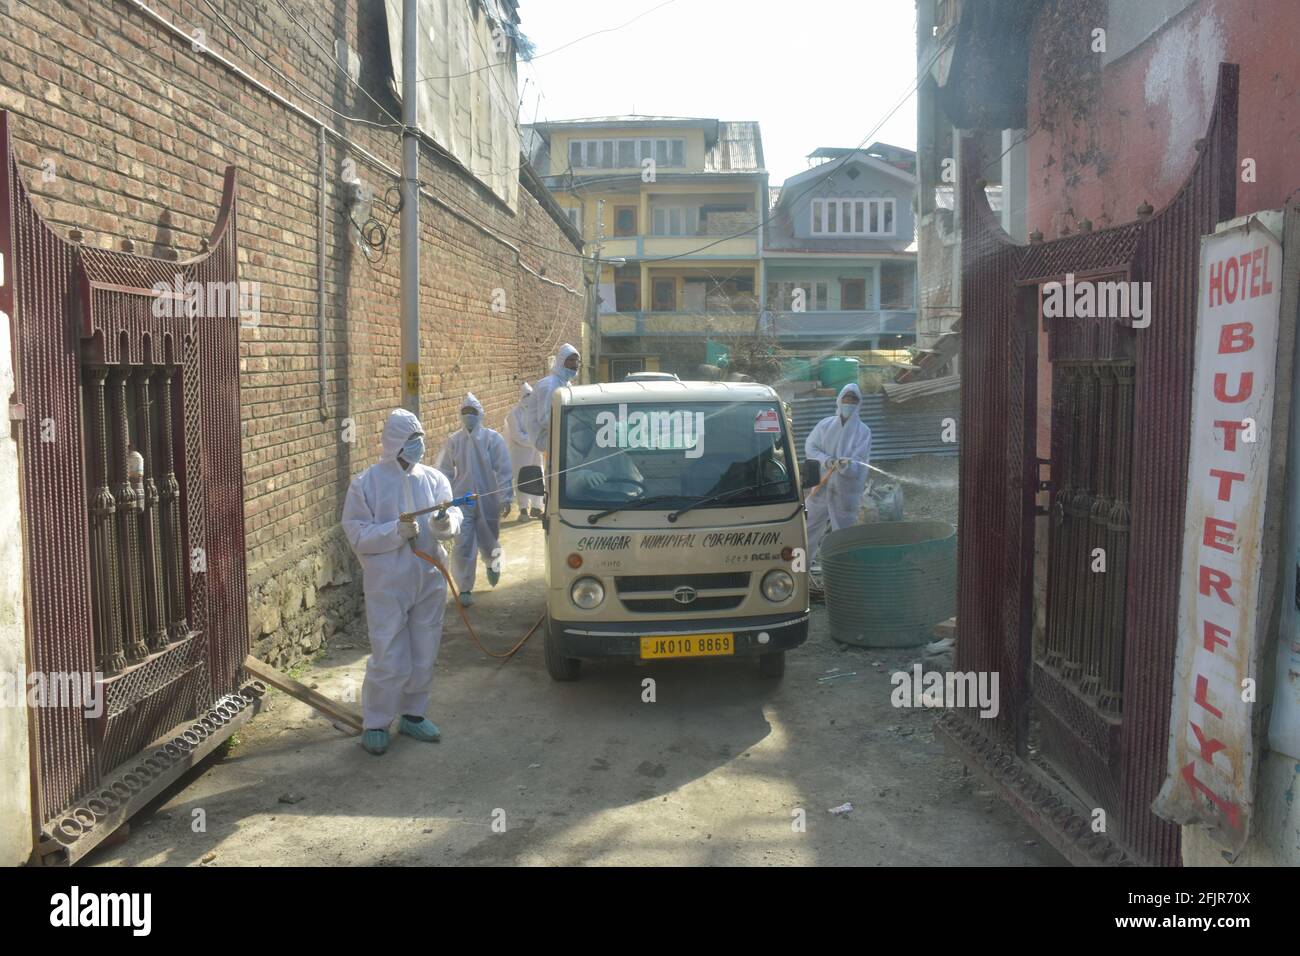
[718,326,783,385]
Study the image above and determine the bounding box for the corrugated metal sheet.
[790,393,958,461]
[881,374,960,402]
[706,121,764,173]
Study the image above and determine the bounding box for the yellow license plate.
[639,633,734,659]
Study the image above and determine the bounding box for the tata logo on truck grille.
[673,586,698,605]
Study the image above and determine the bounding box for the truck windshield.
[558,401,797,512]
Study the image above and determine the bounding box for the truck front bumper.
[551,611,809,660]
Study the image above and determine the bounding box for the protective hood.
[837,383,863,419]
[461,392,484,416]
[520,382,533,399]
[382,408,424,462]
[552,343,579,375]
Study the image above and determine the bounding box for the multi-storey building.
[524,116,766,380]
[761,143,918,372]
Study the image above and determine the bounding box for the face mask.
[401,435,425,464]
[838,401,860,421]
[461,413,480,431]
[559,365,578,382]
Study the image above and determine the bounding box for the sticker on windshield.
[754,409,781,433]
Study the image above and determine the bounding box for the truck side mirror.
[800,459,821,488]
[518,464,545,498]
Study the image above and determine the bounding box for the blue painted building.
[762,144,918,365]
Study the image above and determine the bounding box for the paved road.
[92,519,1062,866]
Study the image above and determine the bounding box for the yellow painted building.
[523,116,767,380]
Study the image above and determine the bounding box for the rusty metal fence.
[937,65,1239,867]
[0,111,260,863]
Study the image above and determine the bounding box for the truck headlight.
[570,576,605,610]
[761,569,794,602]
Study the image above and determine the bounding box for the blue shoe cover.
[399,716,441,742]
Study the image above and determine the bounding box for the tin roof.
[706,121,764,172]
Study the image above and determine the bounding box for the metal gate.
[0,112,264,864]
[935,65,1239,866]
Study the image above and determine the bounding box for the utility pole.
[400,0,420,414]
[589,199,605,383]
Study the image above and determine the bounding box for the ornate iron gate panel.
[0,111,256,861]
[940,65,1239,866]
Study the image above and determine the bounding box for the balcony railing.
[599,311,762,336]
[598,233,759,260]
[760,309,917,339]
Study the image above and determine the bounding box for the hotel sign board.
[1154,214,1285,854]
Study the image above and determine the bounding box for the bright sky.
[515,0,918,187]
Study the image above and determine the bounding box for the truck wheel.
[544,616,581,681]
[758,651,785,679]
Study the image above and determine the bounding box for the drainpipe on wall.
[399,0,421,415]
[318,126,328,420]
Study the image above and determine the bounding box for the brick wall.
[0,0,586,665]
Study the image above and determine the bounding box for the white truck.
[519,380,813,681]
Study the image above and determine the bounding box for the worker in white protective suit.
[436,393,513,607]
[342,408,463,756]
[528,343,580,456]
[503,382,544,519]
[804,383,872,570]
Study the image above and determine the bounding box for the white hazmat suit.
[804,383,872,567]
[342,408,463,730]
[436,393,513,593]
[528,343,579,455]
[504,382,543,513]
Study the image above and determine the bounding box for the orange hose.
[805,461,837,501]
[411,546,544,660]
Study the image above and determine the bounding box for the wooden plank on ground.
[244,655,364,732]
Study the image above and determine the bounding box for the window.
[558,402,797,510]
[811,198,897,236]
[565,208,580,229]
[841,278,866,310]
[614,207,637,237]
[651,278,676,311]
[652,207,696,236]
[615,281,639,312]
[767,281,829,312]
[567,137,687,169]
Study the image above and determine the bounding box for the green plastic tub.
[820,521,956,647]
[819,355,861,389]
[781,357,814,381]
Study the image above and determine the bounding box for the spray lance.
[399,491,478,523]
[398,490,542,660]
